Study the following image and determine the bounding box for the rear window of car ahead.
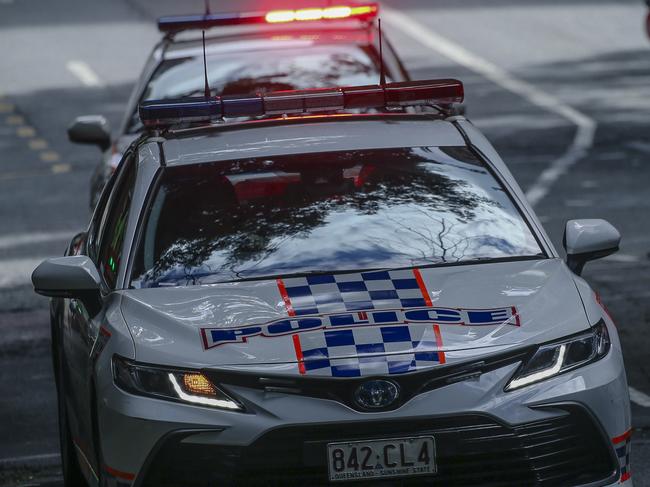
[130,146,543,288]
[128,44,385,133]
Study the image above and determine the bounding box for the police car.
[34,79,632,486]
[65,3,408,208]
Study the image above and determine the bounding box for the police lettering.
[202,306,519,348]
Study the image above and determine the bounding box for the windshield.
[127,44,385,133]
[130,146,543,288]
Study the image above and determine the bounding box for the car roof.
[150,114,467,167]
[161,24,375,61]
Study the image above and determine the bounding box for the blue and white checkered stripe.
[281,269,429,316]
[295,325,443,377]
[613,430,632,482]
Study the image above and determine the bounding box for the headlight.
[506,321,610,391]
[113,356,243,411]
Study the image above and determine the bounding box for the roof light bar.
[158,4,378,33]
[139,78,464,128]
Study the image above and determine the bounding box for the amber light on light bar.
[265,4,378,23]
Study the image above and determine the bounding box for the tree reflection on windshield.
[131,146,542,288]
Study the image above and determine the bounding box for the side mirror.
[32,256,103,316]
[68,115,111,151]
[563,219,620,275]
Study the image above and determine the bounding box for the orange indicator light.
[182,373,217,396]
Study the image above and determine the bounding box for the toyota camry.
[33,79,632,486]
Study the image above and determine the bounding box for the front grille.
[137,405,616,487]
[204,347,532,412]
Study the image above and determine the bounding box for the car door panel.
[60,154,136,474]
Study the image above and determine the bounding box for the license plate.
[327,436,436,482]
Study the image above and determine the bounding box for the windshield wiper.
[395,254,546,272]
[150,254,546,288]
[214,267,388,284]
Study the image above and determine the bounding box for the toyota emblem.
[354,380,400,410]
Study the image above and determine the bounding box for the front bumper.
[97,340,631,486]
[136,405,617,486]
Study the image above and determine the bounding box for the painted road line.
[603,254,640,263]
[51,163,71,173]
[16,126,36,138]
[66,60,104,88]
[629,387,650,408]
[0,452,59,467]
[40,150,60,162]
[383,8,596,207]
[628,141,650,154]
[0,257,47,288]
[5,114,24,125]
[0,167,70,180]
[28,138,48,150]
[0,230,74,251]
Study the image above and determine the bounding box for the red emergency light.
[265,5,378,24]
[158,4,378,34]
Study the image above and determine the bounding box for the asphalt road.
[0,0,649,485]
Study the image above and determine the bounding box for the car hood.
[119,258,588,376]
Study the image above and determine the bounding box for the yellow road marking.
[0,108,64,172]
[16,126,36,138]
[29,138,48,150]
[5,115,24,125]
[40,151,60,162]
[51,163,71,174]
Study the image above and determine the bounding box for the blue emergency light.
[139,79,464,129]
[158,4,379,33]
[158,12,266,33]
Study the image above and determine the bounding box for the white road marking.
[383,8,597,207]
[0,256,48,288]
[580,180,599,189]
[0,452,59,466]
[603,253,640,263]
[563,199,593,208]
[0,230,73,251]
[66,60,104,88]
[629,386,650,408]
[628,141,650,154]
